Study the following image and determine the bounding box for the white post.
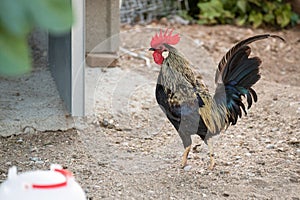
[71,0,85,116]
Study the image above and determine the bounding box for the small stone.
[247,172,255,177]
[277,147,285,152]
[30,147,38,152]
[16,138,23,143]
[219,170,230,175]
[223,192,230,197]
[183,165,192,171]
[23,126,35,134]
[5,162,12,166]
[271,127,279,132]
[235,156,241,160]
[29,157,40,162]
[264,186,274,191]
[256,160,265,165]
[265,139,271,144]
[35,160,44,164]
[101,119,109,127]
[224,162,232,166]
[290,176,299,183]
[277,140,285,144]
[245,152,251,157]
[159,17,168,25]
[266,144,275,149]
[296,149,300,154]
[72,154,78,159]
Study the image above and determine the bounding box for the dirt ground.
[0,24,299,199]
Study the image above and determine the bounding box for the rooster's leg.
[181,145,191,168]
[207,137,215,170]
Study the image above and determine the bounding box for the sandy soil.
[0,24,299,199]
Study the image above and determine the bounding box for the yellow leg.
[181,145,191,168]
[207,137,215,170]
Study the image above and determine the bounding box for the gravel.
[0,24,299,199]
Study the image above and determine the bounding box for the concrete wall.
[86,0,120,54]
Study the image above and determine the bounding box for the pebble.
[102,119,109,127]
[256,160,265,165]
[277,147,285,152]
[247,172,256,177]
[266,144,275,149]
[223,192,230,197]
[35,160,44,164]
[289,176,299,183]
[235,156,241,160]
[16,138,23,143]
[30,157,42,162]
[265,139,271,144]
[109,119,114,124]
[5,162,12,166]
[23,126,35,134]
[224,162,233,166]
[245,152,251,157]
[183,165,192,171]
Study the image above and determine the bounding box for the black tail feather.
[214,34,284,125]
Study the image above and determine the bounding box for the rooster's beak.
[149,48,155,51]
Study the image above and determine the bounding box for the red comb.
[150,29,180,48]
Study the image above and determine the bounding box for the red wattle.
[153,51,164,65]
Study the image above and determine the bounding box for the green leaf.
[198,0,223,22]
[275,4,292,28]
[197,18,210,25]
[249,10,263,28]
[236,15,247,26]
[0,30,31,76]
[198,0,233,24]
[263,1,276,13]
[237,0,247,13]
[248,0,261,7]
[0,0,32,36]
[263,13,275,23]
[27,0,73,33]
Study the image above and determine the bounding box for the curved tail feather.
[213,34,284,126]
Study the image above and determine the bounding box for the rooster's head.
[149,29,180,65]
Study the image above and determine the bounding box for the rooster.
[149,29,284,169]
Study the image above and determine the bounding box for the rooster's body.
[149,29,284,169]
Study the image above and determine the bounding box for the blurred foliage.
[181,0,299,28]
[0,0,73,76]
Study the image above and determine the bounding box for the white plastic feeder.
[0,164,86,200]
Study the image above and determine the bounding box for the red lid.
[30,169,73,189]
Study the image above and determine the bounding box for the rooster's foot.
[181,145,191,168]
